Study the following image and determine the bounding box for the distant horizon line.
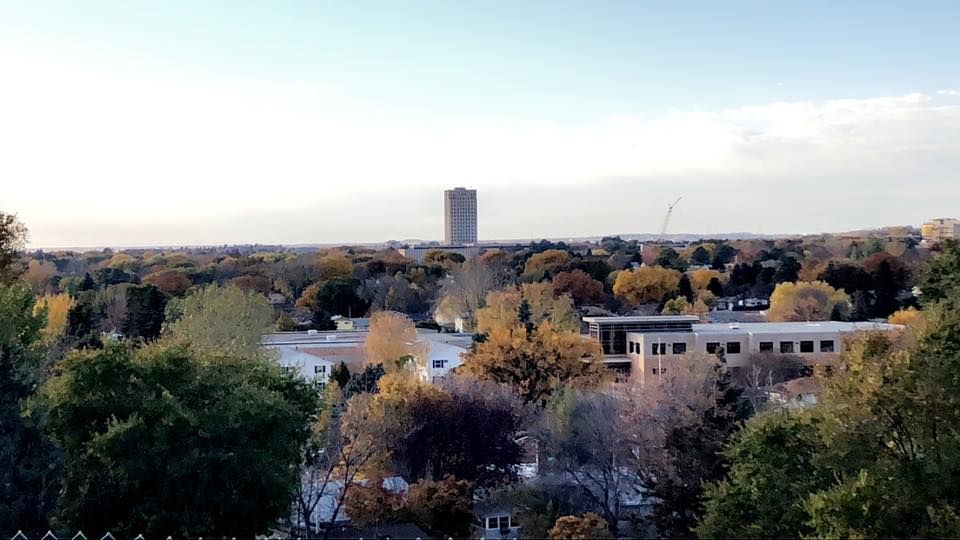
[26,226,919,252]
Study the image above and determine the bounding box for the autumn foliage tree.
[548,513,609,540]
[552,270,605,306]
[613,265,682,306]
[768,281,850,322]
[363,311,427,371]
[143,269,193,296]
[462,303,604,406]
[476,282,580,335]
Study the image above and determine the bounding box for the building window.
[726,341,741,354]
[315,381,326,391]
[651,343,666,356]
[759,342,774,352]
[820,340,835,353]
[780,341,795,354]
[628,342,635,354]
[432,359,448,369]
[486,516,513,530]
[800,341,815,353]
[314,365,327,374]
[706,342,721,354]
[672,343,687,355]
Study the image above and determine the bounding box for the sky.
[1,1,959,248]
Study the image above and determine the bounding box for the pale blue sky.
[1,1,959,247]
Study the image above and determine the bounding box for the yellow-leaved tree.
[363,311,428,371]
[35,293,73,339]
[461,320,604,406]
[612,266,681,306]
[317,253,354,282]
[548,513,610,540]
[767,281,850,322]
[476,282,580,335]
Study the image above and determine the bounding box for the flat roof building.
[922,218,960,244]
[583,315,902,382]
[444,187,477,245]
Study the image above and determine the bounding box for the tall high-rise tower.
[443,187,477,245]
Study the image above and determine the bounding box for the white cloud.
[938,89,960,96]
[2,51,959,246]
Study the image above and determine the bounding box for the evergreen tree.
[330,361,351,389]
[677,274,695,302]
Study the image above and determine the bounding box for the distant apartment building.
[583,315,902,383]
[444,187,478,245]
[922,218,960,243]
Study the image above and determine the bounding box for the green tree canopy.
[163,284,274,357]
[36,343,318,538]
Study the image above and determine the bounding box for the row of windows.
[630,339,836,356]
[432,359,448,369]
[484,516,515,530]
[760,340,835,353]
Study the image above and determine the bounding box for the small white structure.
[272,347,333,389]
[413,331,473,384]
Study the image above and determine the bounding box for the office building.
[922,218,960,243]
[444,187,478,245]
[583,315,902,383]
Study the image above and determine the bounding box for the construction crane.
[658,197,683,239]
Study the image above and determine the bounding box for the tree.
[230,273,273,294]
[613,266,682,306]
[363,311,427,371]
[461,319,604,406]
[707,277,724,298]
[35,293,73,340]
[918,240,960,304]
[123,284,167,340]
[522,249,573,281]
[63,299,103,349]
[404,476,475,538]
[143,269,194,296]
[648,355,750,538]
[312,277,369,319]
[888,307,921,326]
[548,513,609,540]
[37,343,317,538]
[386,375,524,489]
[0,212,28,284]
[553,270,605,306]
[662,296,691,315]
[677,273,695,302]
[343,363,386,399]
[330,361,351,389]
[476,282,580,335]
[25,260,59,294]
[767,281,850,322]
[164,284,275,357]
[541,389,636,537]
[696,412,829,539]
[655,247,688,272]
[0,284,59,533]
[689,246,711,265]
[434,260,507,329]
[317,253,354,282]
[96,283,131,334]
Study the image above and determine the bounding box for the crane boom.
[658,197,683,239]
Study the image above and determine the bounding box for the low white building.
[271,346,334,389]
[263,329,471,386]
